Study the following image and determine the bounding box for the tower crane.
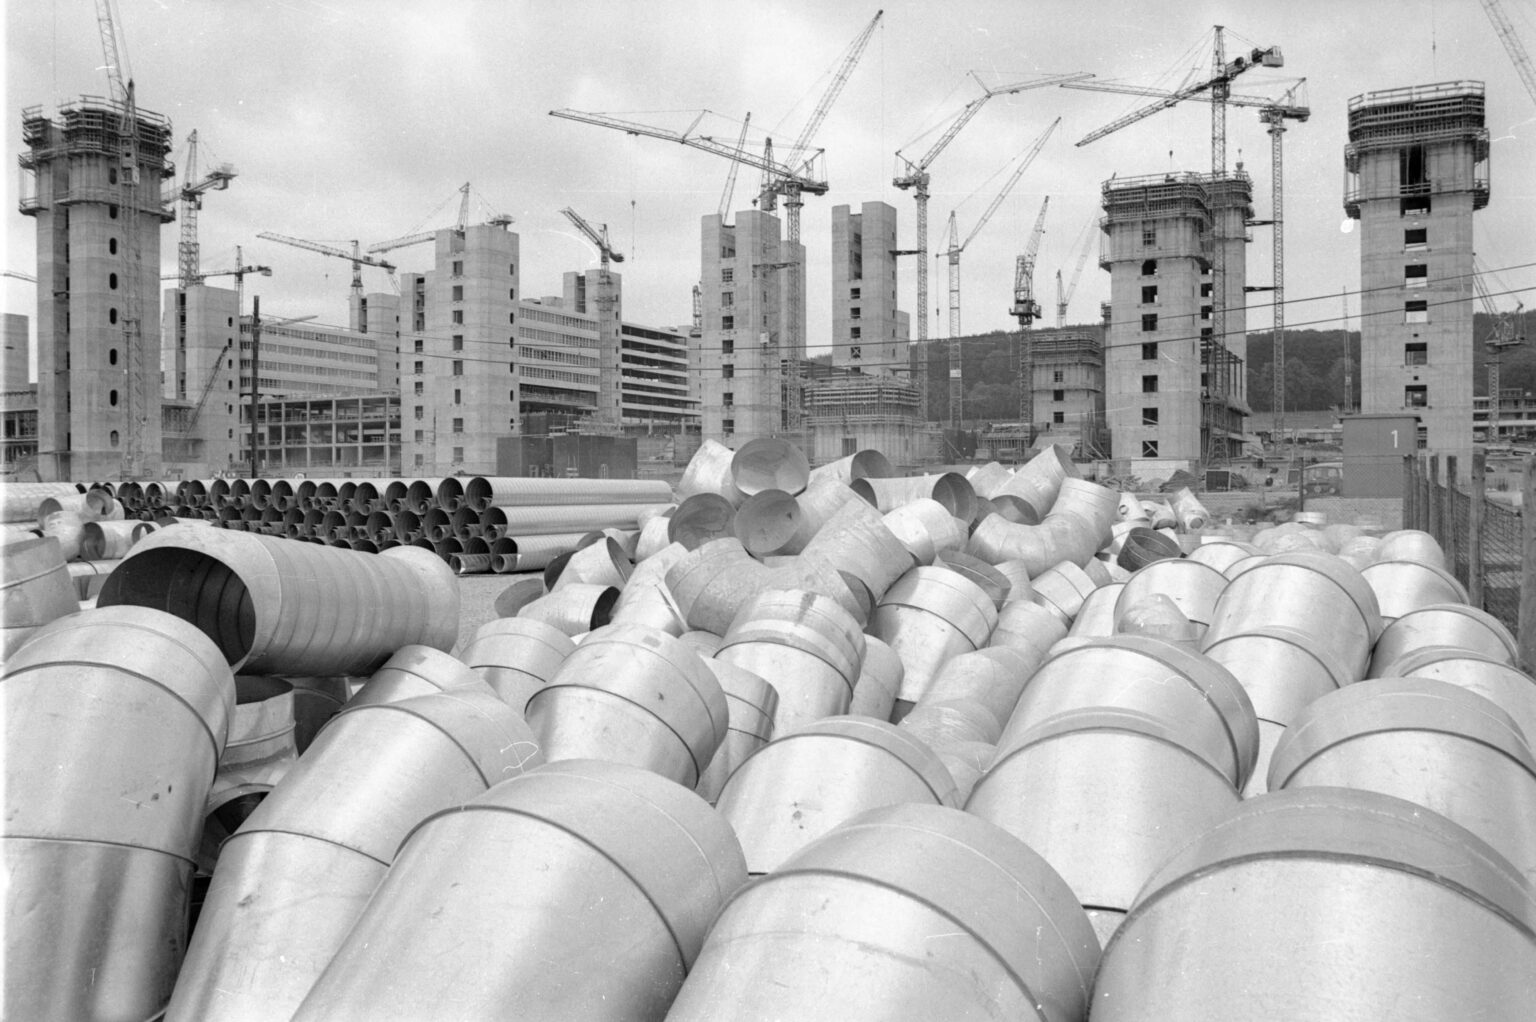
[367,182,512,257]
[256,233,396,305]
[175,131,237,290]
[1055,216,1098,328]
[1480,0,1536,108]
[894,72,1092,361]
[938,118,1058,428]
[759,8,883,240]
[1011,196,1050,435]
[718,113,752,225]
[1475,260,1526,439]
[1075,26,1284,464]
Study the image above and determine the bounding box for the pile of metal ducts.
[9,443,1536,1019]
[1,482,148,608]
[16,472,675,575]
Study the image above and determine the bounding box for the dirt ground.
[451,572,535,657]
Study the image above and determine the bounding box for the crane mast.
[1480,0,1536,108]
[1012,197,1050,438]
[1475,263,1526,439]
[1055,216,1097,328]
[940,118,1058,428]
[256,233,396,304]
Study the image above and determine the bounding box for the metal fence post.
[1519,455,1536,674]
[1444,455,1459,586]
[1427,455,1441,547]
[1469,448,1486,610]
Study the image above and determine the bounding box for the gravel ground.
[452,572,532,656]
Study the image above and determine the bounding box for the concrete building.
[831,201,910,373]
[804,370,925,470]
[397,221,522,475]
[563,268,623,426]
[3,313,38,473]
[160,284,241,472]
[3,312,29,391]
[1100,170,1251,465]
[19,97,175,480]
[353,290,402,393]
[697,209,805,442]
[1026,327,1106,457]
[242,318,385,399]
[1345,81,1489,460]
[240,393,401,476]
[618,322,697,430]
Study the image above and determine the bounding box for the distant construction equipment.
[1480,0,1536,109]
[1475,260,1526,439]
[1054,216,1097,329]
[1011,196,1051,432]
[256,233,397,305]
[938,118,1058,427]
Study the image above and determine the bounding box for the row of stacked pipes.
[3,437,1534,1020]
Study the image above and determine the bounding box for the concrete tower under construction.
[1100,170,1250,465]
[19,98,175,480]
[1345,81,1489,459]
[831,201,910,372]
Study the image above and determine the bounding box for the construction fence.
[1404,452,1532,664]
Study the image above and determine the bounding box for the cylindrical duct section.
[5,607,235,1022]
[665,804,1100,1022]
[459,616,575,712]
[98,529,459,676]
[848,633,904,721]
[1368,602,1519,677]
[526,623,728,786]
[806,448,894,486]
[167,690,542,1022]
[694,658,779,804]
[869,566,997,705]
[678,437,744,504]
[716,716,959,874]
[1,536,80,660]
[346,645,493,708]
[516,583,620,637]
[1090,787,1536,1020]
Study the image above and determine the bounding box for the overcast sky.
[5,0,1536,373]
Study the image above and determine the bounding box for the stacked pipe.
[15,444,1536,1019]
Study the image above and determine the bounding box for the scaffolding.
[1344,81,1490,217]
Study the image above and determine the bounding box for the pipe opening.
[98,546,256,666]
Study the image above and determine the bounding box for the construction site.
[5,2,1536,1020]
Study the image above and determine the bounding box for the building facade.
[19,97,175,480]
[1100,170,1250,464]
[830,201,910,373]
[1026,327,1105,457]
[804,371,924,470]
[618,322,697,430]
[697,209,805,442]
[240,393,401,476]
[397,221,522,475]
[160,284,241,471]
[1345,81,1488,460]
[3,313,38,472]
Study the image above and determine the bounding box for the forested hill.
[873,310,1536,422]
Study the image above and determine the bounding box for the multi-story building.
[1345,81,1488,460]
[240,393,401,476]
[2,313,38,472]
[1100,170,1250,464]
[160,284,241,471]
[830,201,909,373]
[804,370,924,469]
[1026,326,1105,457]
[563,268,623,426]
[353,290,402,393]
[18,97,175,480]
[397,221,521,475]
[618,322,697,430]
[697,209,805,442]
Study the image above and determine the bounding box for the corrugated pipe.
[1,481,84,523]
[526,623,729,787]
[404,478,445,515]
[489,537,519,573]
[289,760,747,1021]
[98,527,459,676]
[968,477,1119,576]
[716,716,959,875]
[457,475,674,513]
[666,803,1099,1022]
[167,690,542,1022]
[1092,788,1536,1020]
[4,606,235,1022]
[449,552,493,574]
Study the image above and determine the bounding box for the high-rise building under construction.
[1345,81,1489,460]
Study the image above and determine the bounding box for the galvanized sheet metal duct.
[509,532,587,571]
[1268,677,1536,885]
[806,448,894,486]
[666,537,772,636]
[921,646,1043,725]
[1187,538,1260,573]
[899,698,1002,748]
[991,597,1070,656]
[1368,602,1519,677]
[717,587,866,735]
[346,645,493,708]
[98,527,459,676]
[933,551,1012,608]
[1,536,80,660]
[848,633,904,721]
[678,437,745,505]
[517,582,620,637]
[964,459,1014,497]
[665,804,1100,1022]
[1031,560,1101,625]
[1091,787,1536,1020]
[731,437,810,496]
[1374,528,1447,569]
[291,760,747,1021]
[717,716,959,874]
[968,706,1242,945]
[992,444,1077,519]
[609,540,689,635]
[798,496,912,603]
[548,535,632,591]
[526,623,728,787]
[1114,558,1228,632]
[0,481,84,523]
[669,491,739,550]
[1393,648,1536,744]
[866,472,977,521]
[1360,559,1468,621]
[168,690,542,1022]
[882,497,968,565]
[733,488,802,557]
[870,566,998,704]
[937,740,995,804]
[1066,581,1126,639]
[460,616,575,712]
[4,606,235,1022]
[694,658,779,804]
[968,478,1118,576]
